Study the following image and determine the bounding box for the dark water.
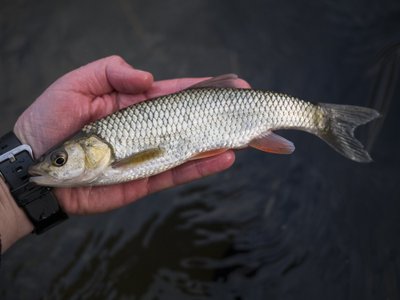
[1,0,400,299]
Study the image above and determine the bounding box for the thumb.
[105,57,154,94]
[56,55,153,96]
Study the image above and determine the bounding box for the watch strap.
[0,132,68,234]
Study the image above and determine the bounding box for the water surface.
[1,0,399,299]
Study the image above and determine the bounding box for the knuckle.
[107,55,125,65]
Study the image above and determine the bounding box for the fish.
[29,74,380,187]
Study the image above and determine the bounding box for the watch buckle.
[0,144,33,163]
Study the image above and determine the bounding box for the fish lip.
[28,165,45,177]
[28,169,44,177]
[29,175,52,186]
[29,174,87,188]
[28,166,62,187]
[29,175,65,187]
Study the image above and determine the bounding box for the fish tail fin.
[317,103,380,162]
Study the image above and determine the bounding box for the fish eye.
[51,150,68,167]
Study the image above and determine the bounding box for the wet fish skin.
[29,76,379,187]
[85,89,314,158]
[82,88,318,184]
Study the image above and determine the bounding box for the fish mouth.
[28,166,47,185]
[29,175,75,187]
[29,175,57,187]
[28,165,45,177]
[28,165,51,186]
[29,169,85,187]
[28,165,63,187]
[28,170,45,177]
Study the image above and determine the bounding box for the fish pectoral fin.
[111,148,164,169]
[189,148,228,161]
[188,74,240,89]
[249,132,295,154]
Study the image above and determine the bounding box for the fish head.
[29,136,112,187]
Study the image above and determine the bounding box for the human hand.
[14,56,250,215]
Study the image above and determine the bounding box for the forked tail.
[317,103,380,162]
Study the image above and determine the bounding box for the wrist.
[0,178,33,253]
[0,130,68,253]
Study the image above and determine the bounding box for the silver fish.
[29,74,380,187]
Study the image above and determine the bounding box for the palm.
[14,56,249,214]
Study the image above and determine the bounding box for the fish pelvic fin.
[112,148,164,169]
[317,103,380,163]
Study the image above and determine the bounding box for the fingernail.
[133,69,154,82]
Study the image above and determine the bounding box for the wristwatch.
[0,132,68,234]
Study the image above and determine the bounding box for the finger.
[56,55,153,96]
[56,151,235,214]
[106,59,153,94]
[147,150,236,193]
[116,77,251,109]
[146,77,251,98]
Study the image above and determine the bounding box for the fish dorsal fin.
[249,132,295,154]
[189,148,228,161]
[188,74,239,89]
[112,148,164,169]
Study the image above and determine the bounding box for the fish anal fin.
[112,148,164,169]
[189,148,228,161]
[188,74,239,89]
[249,132,295,154]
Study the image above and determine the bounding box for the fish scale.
[30,75,379,187]
[78,88,318,183]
